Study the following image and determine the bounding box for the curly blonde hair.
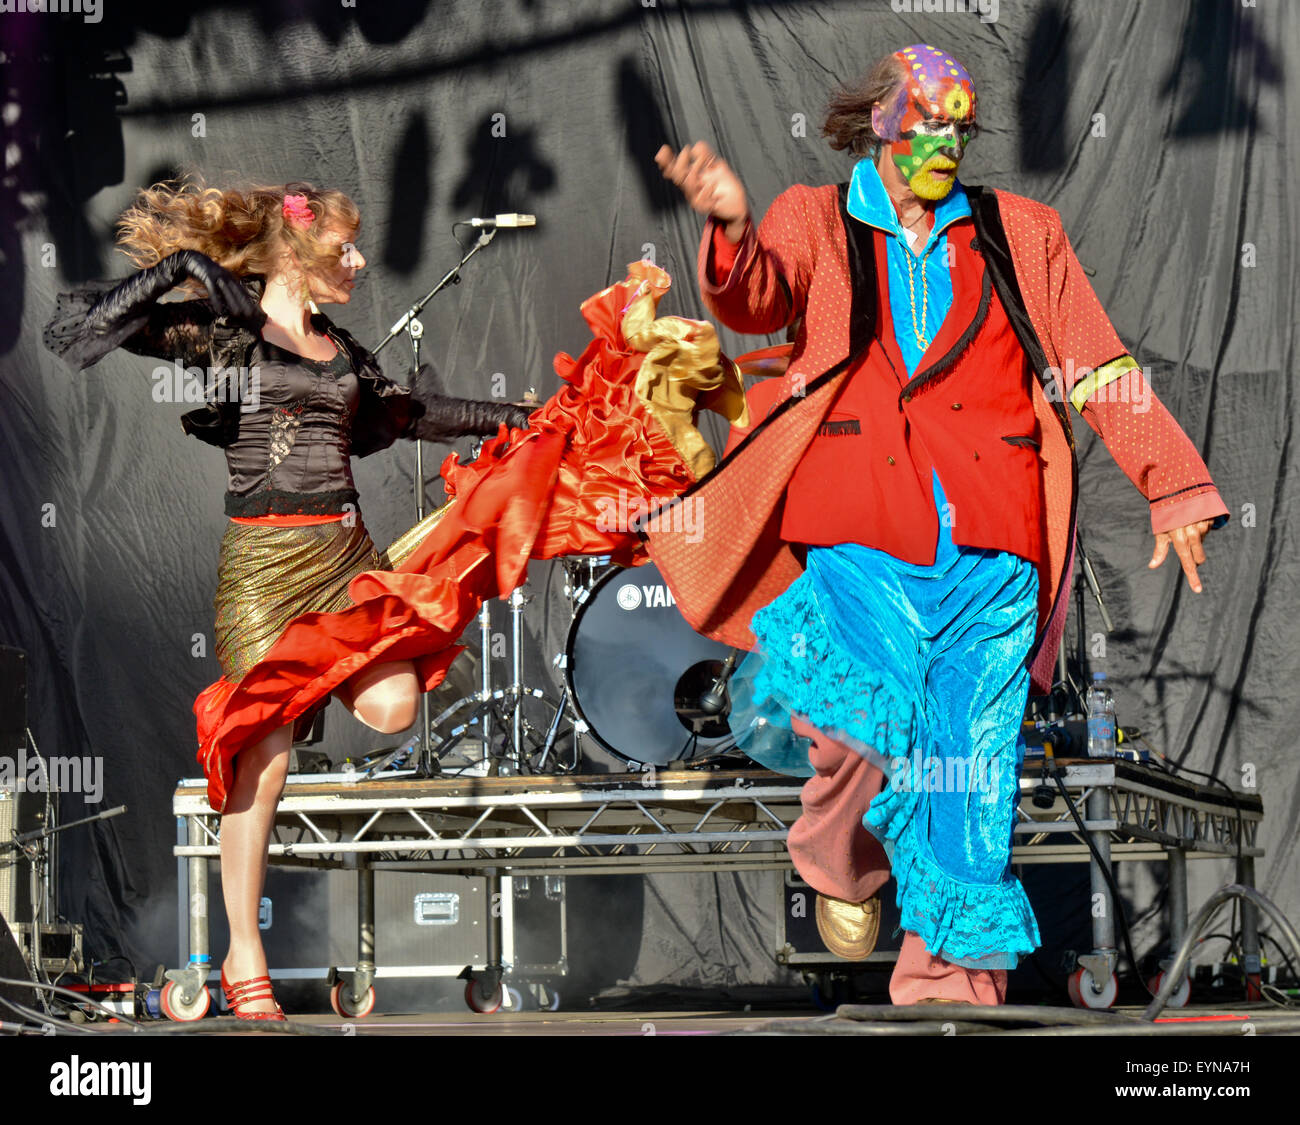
[116,174,360,290]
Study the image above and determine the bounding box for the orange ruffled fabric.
[195,262,741,811]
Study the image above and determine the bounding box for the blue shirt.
[846,158,972,379]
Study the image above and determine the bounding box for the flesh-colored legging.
[787,715,1008,1005]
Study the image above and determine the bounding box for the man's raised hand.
[654,142,750,242]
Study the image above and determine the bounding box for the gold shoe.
[814,893,881,961]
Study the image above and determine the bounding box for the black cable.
[0,976,143,1028]
[1122,734,1252,996]
[1260,982,1300,1009]
[86,952,140,987]
[0,993,102,1035]
[0,975,350,1036]
[1149,748,1249,985]
[1258,931,1300,984]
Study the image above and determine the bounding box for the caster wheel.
[329,980,376,1019]
[159,979,211,1022]
[1147,971,1190,1008]
[465,977,504,1014]
[544,988,561,1012]
[505,986,524,1012]
[1067,967,1118,1009]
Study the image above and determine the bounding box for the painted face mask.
[873,44,977,201]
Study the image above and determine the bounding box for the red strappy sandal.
[221,969,287,1021]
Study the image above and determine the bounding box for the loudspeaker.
[0,789,44,926]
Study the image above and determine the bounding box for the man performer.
[652,43,1228,1005]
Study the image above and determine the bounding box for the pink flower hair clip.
[282,193,315,230]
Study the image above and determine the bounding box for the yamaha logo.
[616,584,642,610]
[616,583,677,610]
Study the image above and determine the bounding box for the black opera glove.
[175,251,267,326]
[83,250,263,340]
[406,362,536,442]
[45,250,267,370]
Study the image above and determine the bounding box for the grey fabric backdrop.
[1,0,1295,998]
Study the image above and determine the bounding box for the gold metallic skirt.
[213,519,384,683]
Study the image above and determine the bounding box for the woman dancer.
[44,178,532,1019]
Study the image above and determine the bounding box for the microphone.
[699,650,740,716]
[467,214,537,229]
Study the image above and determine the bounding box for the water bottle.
[1086,673,1117,759]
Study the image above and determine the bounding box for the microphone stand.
[1054,532,1115,717]
[371,228,497,357]
[1078,534,1115,634]
[370,229,498,780]
[2,805,127,1007]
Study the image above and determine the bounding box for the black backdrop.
[1,0,1296,997]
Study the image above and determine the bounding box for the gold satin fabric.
[213,519,383,682]
[381,502,454,569]
[622,280,750,480]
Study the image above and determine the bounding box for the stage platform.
[160,760,1264,1021]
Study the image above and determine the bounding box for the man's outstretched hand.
[654,141,750,242]
[1149,519,1215,593]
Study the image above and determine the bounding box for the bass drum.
[564,561,739,766]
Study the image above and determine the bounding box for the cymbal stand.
[413,581,566,775]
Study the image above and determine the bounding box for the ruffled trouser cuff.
[865,781,1041,971]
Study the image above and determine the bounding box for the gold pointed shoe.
[815,893,881,961]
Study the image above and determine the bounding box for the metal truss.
[174,771,804,876]
[1011,760,1263,863]
[173,759,1262,877]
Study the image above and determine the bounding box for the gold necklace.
[902,243,930,353]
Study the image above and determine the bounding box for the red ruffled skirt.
[194,263,745,811]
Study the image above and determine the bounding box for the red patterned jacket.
[645,183,1228,690]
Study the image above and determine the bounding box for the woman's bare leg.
[215,663,417,1015]
[219,724,292,1014]
[337,659,420,734]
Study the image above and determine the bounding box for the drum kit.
[371,281,794,780]
[359,233,806,779]
[399,343,802,779]
[414,556,751,777]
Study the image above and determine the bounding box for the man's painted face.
[873,44,977,201]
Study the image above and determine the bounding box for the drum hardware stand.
[370,230,500,781]
[413,583,582,776]
[418,552,606,775]
[421,553,611,776]
[489,583,580,775]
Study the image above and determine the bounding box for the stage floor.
[97,1003,1300,1036]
